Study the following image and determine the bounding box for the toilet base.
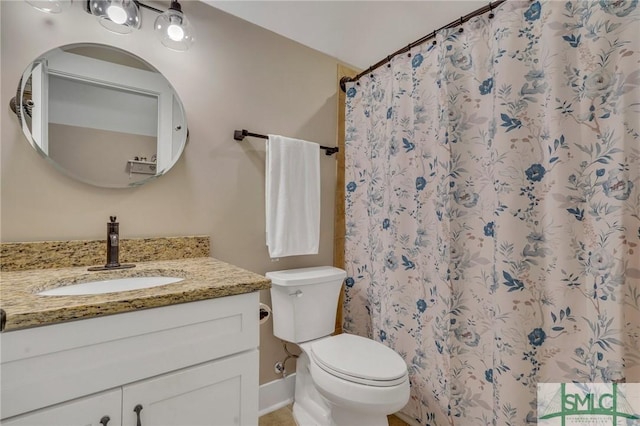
[293,401,389,426]
[330,405,389,426]
[292,350,396,426]
[292,401,332,426]
[292,352,334,425]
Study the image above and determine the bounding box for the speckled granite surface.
[1,236,210,272]
[0,257,271,331]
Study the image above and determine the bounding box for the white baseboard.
[259,373,296,417]
[393,411,420,426]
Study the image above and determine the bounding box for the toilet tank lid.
[266,266,346,286]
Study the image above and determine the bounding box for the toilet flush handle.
[289,289,303,298]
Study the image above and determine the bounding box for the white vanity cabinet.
[0,292,260,426]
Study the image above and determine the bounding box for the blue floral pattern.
[344,1,640,424]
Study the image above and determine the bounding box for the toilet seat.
[309,334,407,387]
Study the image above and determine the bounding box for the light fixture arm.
[84,0,170,16]
[134,0,163,14]
[168,0,182,13]
[135,0,183,15]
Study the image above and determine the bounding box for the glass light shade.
[89,0,140,34]
[26,0,72,14]
[154,9,194,51]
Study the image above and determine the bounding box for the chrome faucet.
[88,216,135,271]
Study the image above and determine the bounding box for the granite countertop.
[0,257,271,332]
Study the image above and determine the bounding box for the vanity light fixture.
[86,0,193,50]
[89,0,194,50]
[26,0,195,51]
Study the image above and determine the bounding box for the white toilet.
[267,266,410,426]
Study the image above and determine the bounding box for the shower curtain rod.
[233,129,339,156]
[340,0,509,92]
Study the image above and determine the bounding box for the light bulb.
[167,24,185,41]
[106,5,127,24]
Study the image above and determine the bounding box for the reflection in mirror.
[12,44,188,188]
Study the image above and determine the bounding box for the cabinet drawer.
[1,292,259,419]
[1,388,121,426]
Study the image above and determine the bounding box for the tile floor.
[258,405,409,426]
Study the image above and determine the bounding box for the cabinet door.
[1,389,121,426]
[122,350,258,426]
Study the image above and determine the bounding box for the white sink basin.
[38,276,185,296]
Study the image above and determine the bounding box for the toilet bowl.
[267,267,410,426]
[304,334,409,426]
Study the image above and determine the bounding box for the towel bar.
[234,129,339,156]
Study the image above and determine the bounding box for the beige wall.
[49,124,157,187]
[1,1,339,385]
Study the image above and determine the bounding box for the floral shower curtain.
[343,1,640,424]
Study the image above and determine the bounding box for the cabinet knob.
[134,404,143,426]
[99,415,110,425]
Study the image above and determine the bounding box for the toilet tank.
[267,266,346,343]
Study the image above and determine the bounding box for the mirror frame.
[13,43,188,188]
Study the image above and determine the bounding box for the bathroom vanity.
[0,239,270,426]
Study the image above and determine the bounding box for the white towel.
[266,134,320,258]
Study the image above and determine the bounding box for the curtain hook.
[407,43,412,57]
[458,17,464,33]
[387,55,392,68]
[488,2,495,19]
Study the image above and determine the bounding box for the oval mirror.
[11,43,188,188]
